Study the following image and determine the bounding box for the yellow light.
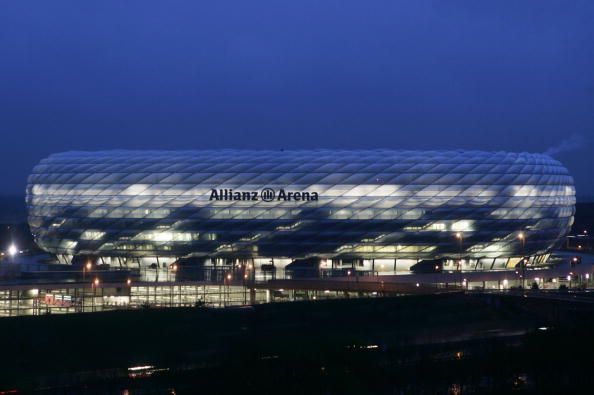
[455,232,462,239]
[93,278,100,286]
[86,262,92,270]
[126,279,132,286]
[518,232,525,240]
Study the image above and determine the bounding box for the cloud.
[544,134,585,157]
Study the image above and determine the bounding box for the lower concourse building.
[26,150,575,273]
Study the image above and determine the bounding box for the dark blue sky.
[1,1,593,198]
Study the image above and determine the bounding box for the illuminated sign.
[209,188,319,202]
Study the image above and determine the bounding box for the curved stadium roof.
[26,150,575,261]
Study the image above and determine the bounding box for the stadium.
[26,150,575,274]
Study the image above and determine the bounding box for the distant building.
[26,150,575,272]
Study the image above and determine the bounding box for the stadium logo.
[260,188,275,202]
[209,188,319,202]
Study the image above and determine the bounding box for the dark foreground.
[2,293,594,394]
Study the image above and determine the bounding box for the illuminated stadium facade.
[26,150,575,273]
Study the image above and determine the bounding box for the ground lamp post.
[455,232,463,288]
[92,277,99,312]
[126,278,132,308]
[83,261,92,281]
[225,273,232,306]
[518,232,526,289]
[243,272,249,304]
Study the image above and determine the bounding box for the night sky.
[1,1,593,199]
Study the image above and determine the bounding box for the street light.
[92,277,100,312]
[455,232,463,287]
[83,261,92,281]
[224,273,232,306]
[7,243,18,263]
[518,232,526,289]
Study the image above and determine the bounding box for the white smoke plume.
[544,134,585,157]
